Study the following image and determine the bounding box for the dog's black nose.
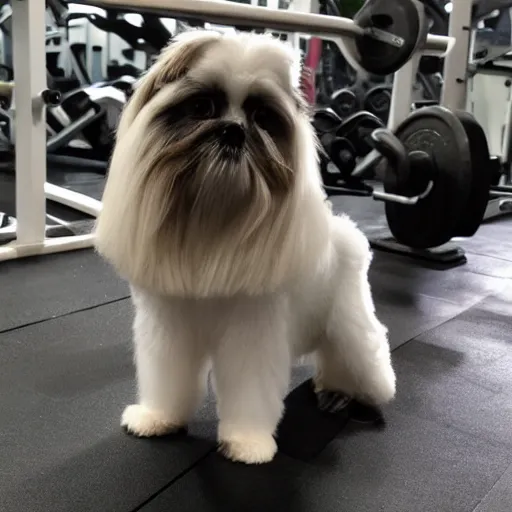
[220,123,246,149]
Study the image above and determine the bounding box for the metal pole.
[388,53,421,131]
[11,0,47,245]
[72,0,363,38]
[72,0,452,55]
[440,0,473,110]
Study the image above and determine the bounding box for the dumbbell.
[313,109,386,189]
[337,111,385,157]
[363,85,392,124]
[330,88,359,120]
[312,108,358,185]
[316,111,385,184]
[327,136,358,179]
[312,107,343,136]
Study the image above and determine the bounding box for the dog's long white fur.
[95,30,395,464]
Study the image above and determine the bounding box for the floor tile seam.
[0,296,131,336]
[128,449,216,512]
[470,461,512,512]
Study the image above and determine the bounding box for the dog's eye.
[252,106,277,132]
[244,96,283,135]
[187,96,217,119]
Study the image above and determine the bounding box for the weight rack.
[1,0,452,262]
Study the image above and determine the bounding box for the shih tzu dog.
[95,29,395,465]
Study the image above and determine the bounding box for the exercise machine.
[0,1,144,171]
[313,0,502,264]
[401,0,512,222]
[0,0,101,260]
[0,0,453,262]
[315,0,445,124]
[465,3,512,220]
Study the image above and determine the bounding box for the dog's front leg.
[121,292,208,437]
[213,295,290,465]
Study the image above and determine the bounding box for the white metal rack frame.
[1,0,102,262]
[1,0,452,263]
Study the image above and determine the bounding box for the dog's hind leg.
[121,292,209,437]
[212,295,291,465]
[314,216,396,409]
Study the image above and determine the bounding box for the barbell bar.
[71,0,453,57]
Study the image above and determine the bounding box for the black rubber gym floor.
[1,170,512,512]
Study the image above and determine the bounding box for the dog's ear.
[116,30,221,138]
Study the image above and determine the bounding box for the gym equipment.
[350,0,430,75]
[312,107,343,134]
[378,106,485,249]
[0,79,13,103]
[14,1,148,169]
[0,63,12,82]
[0,64,126,172]
[61,7,174,79]
[45,86,122,164]
[317,0,493,254]
[330,88,359,119]
[73,0,450,70]
[314,109,384,194]
[315,0,444,117]
[363,84,393,123]
[451,111,493,237]
[2,0,452,264]
[417,0,450,75]
[463,4,512,222]
[338,111,386,157]
[416,0,512,227]
[322,105,493,250]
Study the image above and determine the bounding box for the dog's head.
[95,30,329,297]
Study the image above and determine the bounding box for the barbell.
[316,105,492,249]
[75,0,453,76]
[375,106,492,248]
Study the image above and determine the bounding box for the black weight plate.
[384,106,472,249]
[337,111,385,157]
[313,108,342,135]
[364,86,392,122]
[451,111,492,237]
[331,88,359,119]
[354,0,423,76]
[329,137,357,178]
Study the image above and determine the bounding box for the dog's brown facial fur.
[121,31,301,248]
[95,30,326,298]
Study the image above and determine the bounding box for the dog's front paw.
[218,432,277,465]
[359,363,396,406]
[121,404,183,437]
